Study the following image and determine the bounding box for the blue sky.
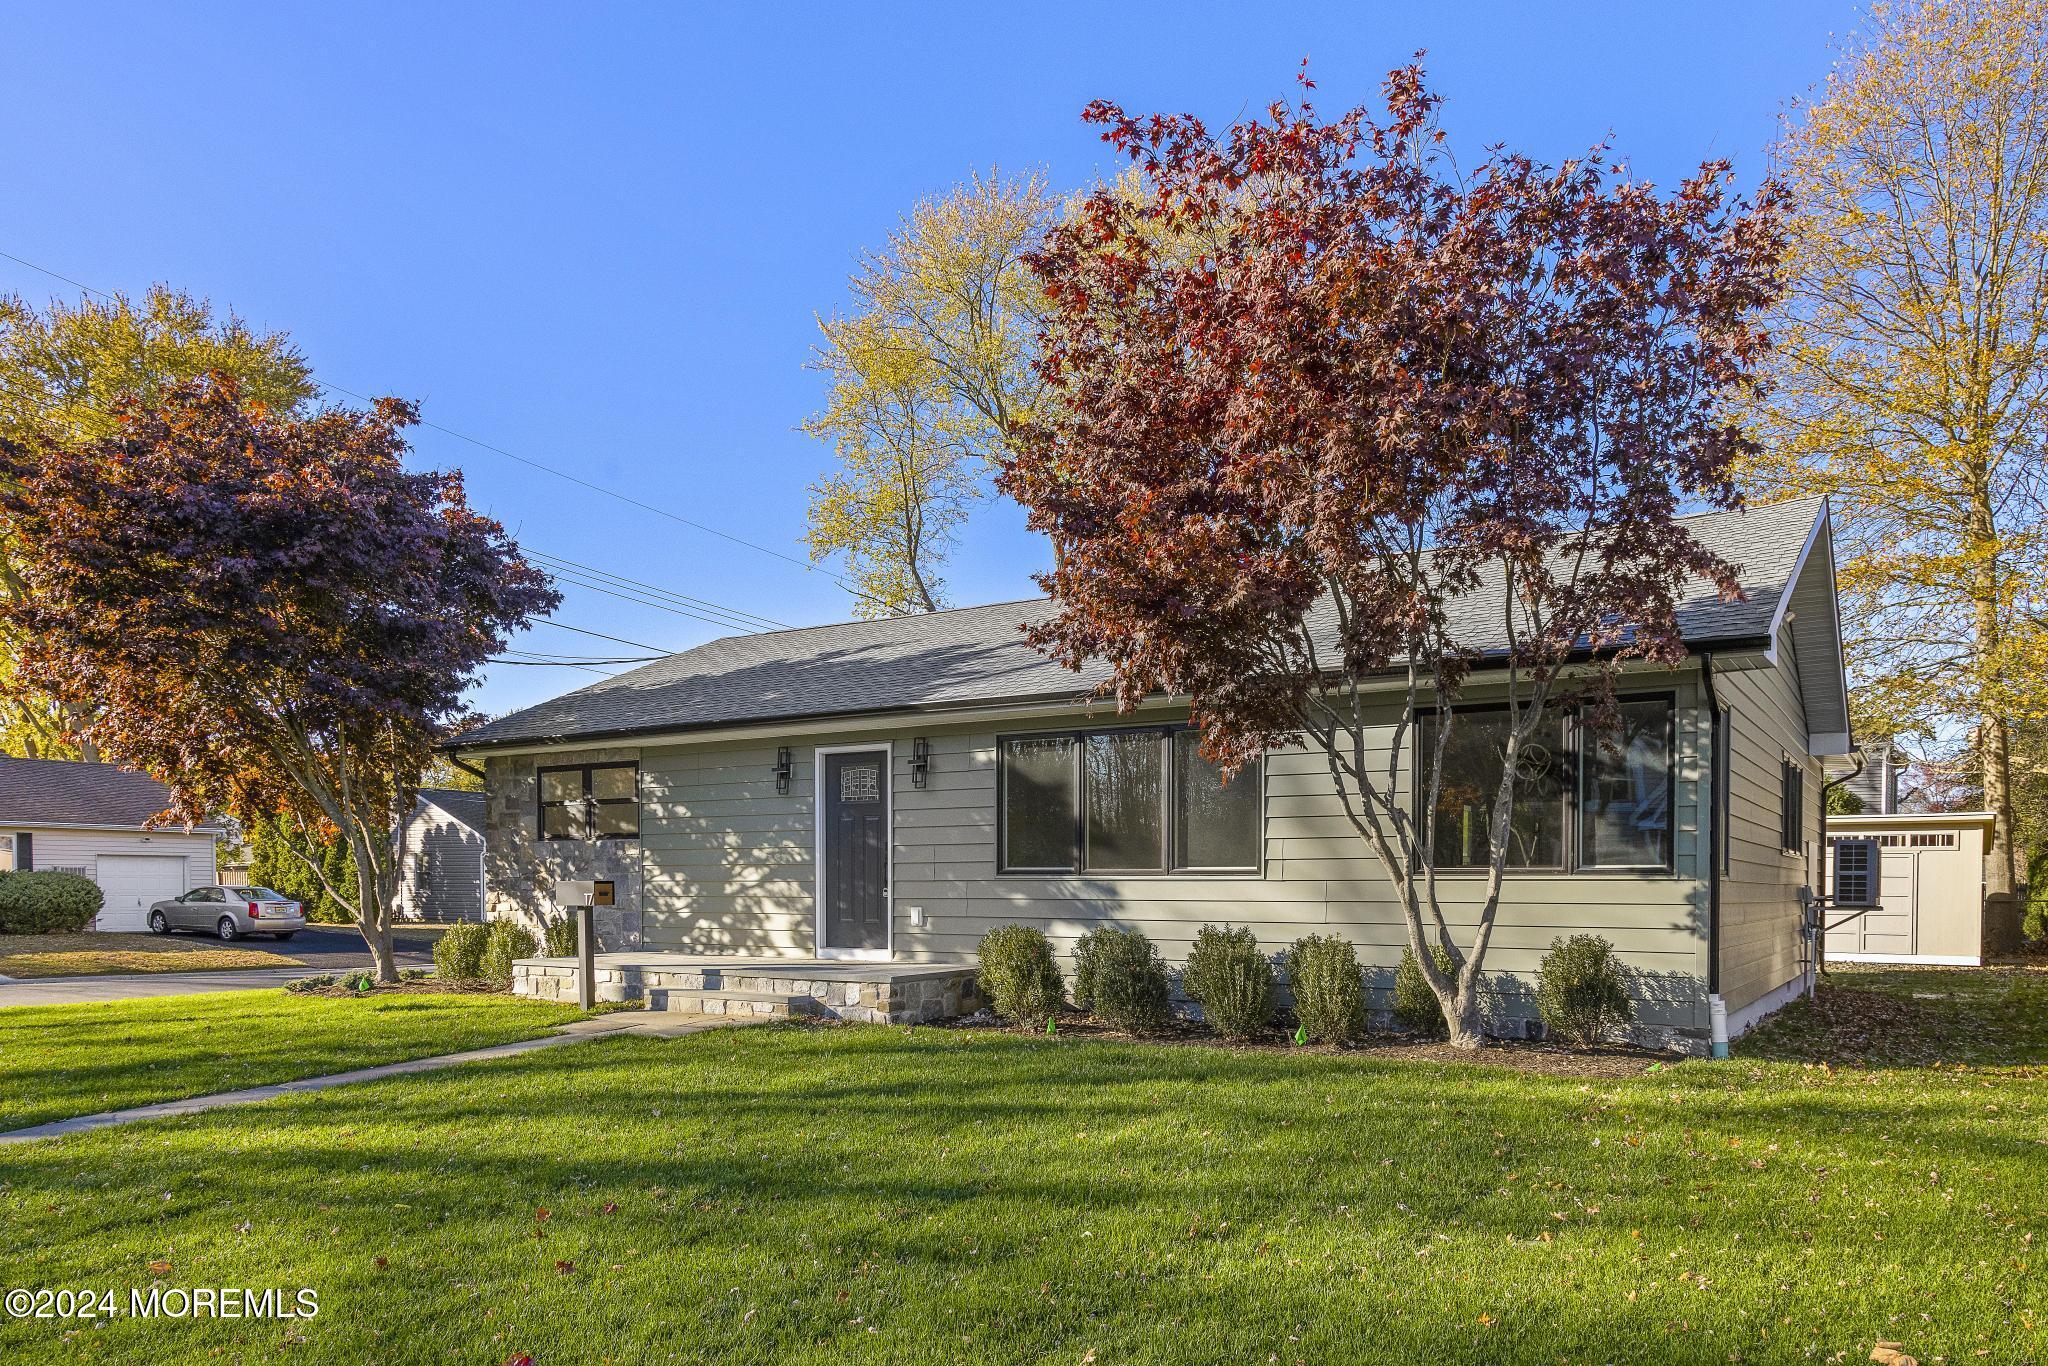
[0,1,1852,717]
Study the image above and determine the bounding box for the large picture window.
[538,762,640,840]
[1420,708,1568,868]
[1000,727,1261,874]
[1419,694,1677,874]
[1579,698,1674,869]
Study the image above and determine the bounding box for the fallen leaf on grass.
[555,1260,576,1275]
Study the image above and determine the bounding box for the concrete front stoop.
[513,953,982,1025]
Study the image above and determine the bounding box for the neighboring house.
[1838,741,1907,814]
[451,497,1849,1052]
[0,756,221,931]
[395,788,486,923]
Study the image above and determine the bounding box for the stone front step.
[644,987,811,1018]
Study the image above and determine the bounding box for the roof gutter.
[0,819,226,836]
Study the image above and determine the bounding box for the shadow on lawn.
[6,1025,2029,1249]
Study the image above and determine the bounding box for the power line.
[526,549,790,630]
[537,564,790,634]
[530,617,673,654]
[527,554,782,635]
[0,245,900,615]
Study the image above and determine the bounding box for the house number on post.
[555,881,613,1009]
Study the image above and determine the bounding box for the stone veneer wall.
[511,959,982,1025]
[484,747,645,951]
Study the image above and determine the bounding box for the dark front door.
[822,749,890,953]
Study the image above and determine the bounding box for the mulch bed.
[940,1011,1669,1078]
[286,978,511,999]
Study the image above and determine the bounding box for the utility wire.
[525,549,790,630]
[530,560,777,635]
[0,246,900,615]
[530,617,673,653]
[536,565,789,634]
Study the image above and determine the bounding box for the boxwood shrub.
[0,870,104,934]
[433,921,490,981]
[543,914,578,958]
[1285,933,1366,1044]
[1393,943,1459,1037]
[479,920,539,987]
[1182,924,1274,1039]
[1072,924,1171,1034]
[976,924,1064,1027]
[1534,933,1635,1047]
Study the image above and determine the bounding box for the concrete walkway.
[0,1011,716,1145]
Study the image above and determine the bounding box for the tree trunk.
[1983,713,2017,897]
[346,824,401,984]
[362,922,398,983]
[1443,988,1485,1050]
[1969,486,2017,898]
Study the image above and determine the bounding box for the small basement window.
[538,762,640,840]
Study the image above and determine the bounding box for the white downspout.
[1708,993,1730,1060]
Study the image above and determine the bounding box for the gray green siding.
[622,679,1713,1036]
[480,657,1827,1043]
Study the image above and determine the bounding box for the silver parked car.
[147,885,306,941]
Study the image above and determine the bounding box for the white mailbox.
[556,879,597,907]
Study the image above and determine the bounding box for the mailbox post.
[553,879,615,1011]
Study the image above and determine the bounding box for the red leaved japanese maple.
[0,376,557,980]
[1002,65,1787,1046]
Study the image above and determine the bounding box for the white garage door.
[93,855,189,932]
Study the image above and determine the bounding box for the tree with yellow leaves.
[0,285,315,757]
[1747,0,2048,898]
[803,172,1056,615]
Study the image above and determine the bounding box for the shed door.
[1856,848,1918,957]
[94,854,189,932]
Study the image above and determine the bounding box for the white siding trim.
[1762,508,1827,669]
[1823,952,1980,967]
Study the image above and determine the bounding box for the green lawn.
[1,968,2042,1363]
[0,990,585,1131]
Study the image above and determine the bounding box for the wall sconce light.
[774,746,792,796]
[910,736,930,789]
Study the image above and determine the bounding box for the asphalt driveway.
[150,922,443,965]
[0,925,441,1008]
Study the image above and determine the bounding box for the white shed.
[1824,811,1995,965]
[0,756,221,930]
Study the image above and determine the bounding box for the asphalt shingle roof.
[0,756,214,830]
[462,498,1826,751]
[418,788,486,829]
